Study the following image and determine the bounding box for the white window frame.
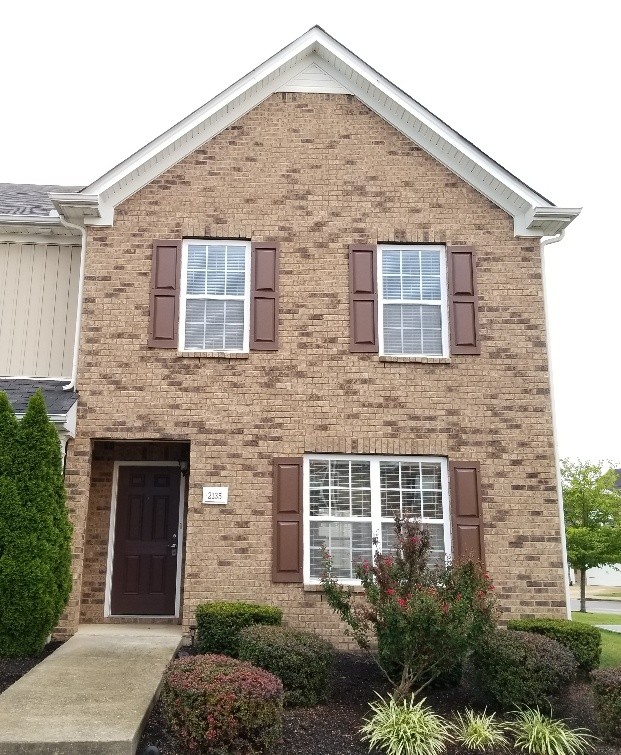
[377,244,449,358]
[303,454,451,585]
[178,239,251,353]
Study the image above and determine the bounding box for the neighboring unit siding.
[0,242,80,377]
[62,93,566,642]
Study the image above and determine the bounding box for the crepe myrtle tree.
[0,390,73,657]
[562,459,621,613]
[321,517,497,702]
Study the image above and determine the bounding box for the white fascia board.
[49,192,101,221]
[56,26,571,236]
[63,400,77,437]
[84,31,321,198]
[514,206,582,237]
[0,214,62,227]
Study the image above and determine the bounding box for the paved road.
[570,599,621,614]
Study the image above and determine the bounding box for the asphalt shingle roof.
[0,183,83,216]
[0,379,77,415]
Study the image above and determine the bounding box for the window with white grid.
[180,240,250,352]
[304,455,450,583]
[378,245,448,357]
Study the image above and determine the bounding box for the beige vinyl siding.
[0,242,80,377]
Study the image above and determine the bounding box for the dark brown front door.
[111,465,181,615]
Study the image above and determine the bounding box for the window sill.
[179,351,250,359]
[303,583,366,593]
[379,355,451,364]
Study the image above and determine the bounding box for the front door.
[110,465,181,615]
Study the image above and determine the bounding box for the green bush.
[0,391,73,657]
[161,654,283,753]
[238,624,334,706]
[196,601,282,656]
[360,693,453,755]
[508,619,601,672]
[591,667,621,742]
[470,630,577,708]
[506,708,595,755]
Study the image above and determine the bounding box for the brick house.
[1,27,581,645]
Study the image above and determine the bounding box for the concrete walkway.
[0,624,182,755]
[596,624,621,633]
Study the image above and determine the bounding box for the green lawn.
[571,611,621,667]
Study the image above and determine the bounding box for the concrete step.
[0,624,182,755]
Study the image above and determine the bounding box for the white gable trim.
[49,26,580,237]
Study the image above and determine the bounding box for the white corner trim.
[63,401,77,438]
[104,461,186,619]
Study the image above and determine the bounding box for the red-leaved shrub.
[161,654,283,753]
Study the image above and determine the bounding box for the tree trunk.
[580,568,587,613]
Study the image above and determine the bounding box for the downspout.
[58,216,87,392]
[539,230,571,618]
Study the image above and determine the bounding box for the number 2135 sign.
[202,487,229,504]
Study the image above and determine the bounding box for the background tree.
[0,390,73,657]
[562,459,621,613]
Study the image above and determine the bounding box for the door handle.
[169,534,178,557]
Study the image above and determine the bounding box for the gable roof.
[50,26,579,237]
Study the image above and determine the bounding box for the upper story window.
[179,240,251,352]
[304,455,450,584]
[378,245,448,357]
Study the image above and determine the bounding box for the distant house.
[0,184,79,452]
[0,27,581,644]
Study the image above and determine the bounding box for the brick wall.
[60,93,566,644]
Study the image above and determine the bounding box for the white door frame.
[104,461,186,618]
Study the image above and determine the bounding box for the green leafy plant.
[360,693,453,755]
[321,516,497,700]
[591,667,621,742]
[506,708,596,755]
[195,600,282,656]
[452,709,509,751]
[507,619,601,672]
[238,624,334,706]
[161,653,283,753]
[470,630,577,708]
[0,391,73,657]
[561,459,621,612]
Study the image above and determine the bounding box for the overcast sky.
[2,1,618,466]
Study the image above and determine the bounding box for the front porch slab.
[0,624,182,755]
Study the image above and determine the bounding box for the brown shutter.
[349,244,378,352]
[447,246,480,355]
[449,461,485,566]
[273,458,303,582]
[148,240,182,348]
[250,242,279,350]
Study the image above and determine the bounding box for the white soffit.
[50,26,580,237]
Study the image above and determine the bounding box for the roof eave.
[515,206,582,237]
[49,192,101,225]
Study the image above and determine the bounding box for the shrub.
[322,516,497,701]
[452,709,509,751]
[360,693,453,755]
[470,630,577,708]
[238,624,334,706]
[507,619,601,672]
[196,601,282,656]
[591,667,621,742]
[505,708,595,755]
[0,391,73,657]
[161,653,283,753]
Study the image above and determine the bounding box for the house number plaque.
[202,487,229,504]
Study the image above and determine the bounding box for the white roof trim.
[50,26,580,237]
[0,213,80,241]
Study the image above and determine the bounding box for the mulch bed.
[138,651,621,755]
[0,641,64,695]
[3,643,617,755]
